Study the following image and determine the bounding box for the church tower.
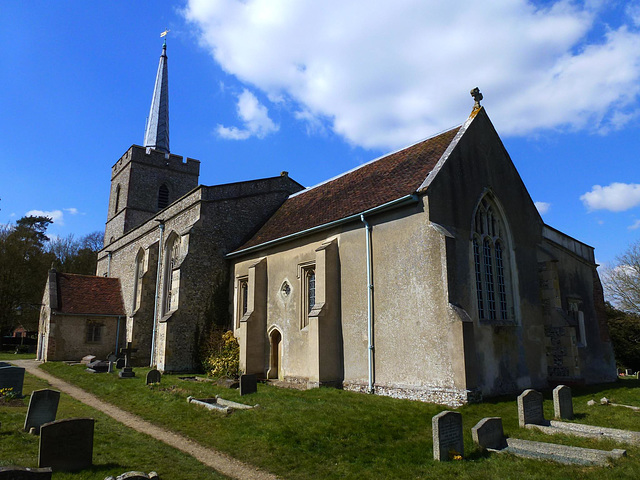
[103,41,200,246]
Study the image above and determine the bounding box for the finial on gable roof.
[470,87,483,108]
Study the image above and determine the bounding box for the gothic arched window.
[163,234,180,315]
[472,195,513,322]
[158,184,169,209]
[132,249,145,311]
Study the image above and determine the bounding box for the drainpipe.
[150,220,165,367]
[107,251,112,277]
[115,315,122,353]
[360,214,374,393]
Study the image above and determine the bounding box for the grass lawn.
[37,362,640,479]
[0,352,36,361]
[0,371,228,479]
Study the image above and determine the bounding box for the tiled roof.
[235,126,460,251]
[54,272,125,316]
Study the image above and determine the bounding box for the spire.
[144,41,170,153]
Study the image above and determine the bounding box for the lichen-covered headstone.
[517,389,546,427]
[24,389,60,434]
[553,385,573,420]
[39,418,94,471]
[432,410,464,461]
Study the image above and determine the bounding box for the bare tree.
[602,240,640,314]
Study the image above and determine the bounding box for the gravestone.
[518,389,547,427]
[86,359,109,373]
[115,357,125,369]
[0,365,25,397]
[146,369,161,385]
[0,466,52,479]
[80,355,96,365]
[118,342,137,378]
[432,410,464,461]
[104,471,159,480]
[39,418,94,471]
[0,361,10,367]
[553,385,573,420]
[472,417,506,450]
[239,374,257,396]
[24,389,60,434]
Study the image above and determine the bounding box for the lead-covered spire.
[144,41,170,153]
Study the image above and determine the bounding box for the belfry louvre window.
[472,196,512,322]
[158,184,169,209]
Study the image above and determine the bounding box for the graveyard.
[1,355,638,480]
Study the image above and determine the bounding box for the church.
[37,42,616,405]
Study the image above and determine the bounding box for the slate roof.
[234,126,461,252]
[54,272,125,316]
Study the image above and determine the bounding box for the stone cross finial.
[470,87,483,108]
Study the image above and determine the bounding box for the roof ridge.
[289,124,462,199]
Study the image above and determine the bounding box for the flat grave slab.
[531,421,640,445]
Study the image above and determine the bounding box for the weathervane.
[470,87,483,108]
[160,29,170,45]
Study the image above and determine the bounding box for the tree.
[606,302,640,371]
[601,240,640,315]
[47,231,103,275]
[0,216,55,335]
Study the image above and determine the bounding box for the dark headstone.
[0,365,25,397]
[107,353,118,363]
[86,360,109,373]
[471,417,506,450]
[518,389,547,427]
[432,410,464,461]
[239,374,257,396]
[118,342,137,378]
[0,466,52,479]
[115,357,125,369]
[553,385,574,420]
[39,418,94,471]
[146,369,161,385]
[24,389,60,434]
[0,361,10,367]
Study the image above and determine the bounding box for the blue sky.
[0,1,639,266]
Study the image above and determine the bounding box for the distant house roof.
[52,271,125,316]
[233,126,460,253]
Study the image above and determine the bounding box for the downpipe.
[360,214,375,394]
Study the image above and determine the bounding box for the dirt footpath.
[11,360,278,480]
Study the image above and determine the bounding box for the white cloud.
[217,89,279,140]
[25,209,64,225]
[580,183,640,212]
[535,201,551,214]
[184,0,640,150]
[629,219,640,230]
[64,207,79,215]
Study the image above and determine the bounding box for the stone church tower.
[103,41,200,246]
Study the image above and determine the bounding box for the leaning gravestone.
[86,359,109,373]
[146,369,161,385]
[0,365,25,397]
[432,410,464,461]
[39,418,94,471]
[553,385,573,420]
[239,374,257,396]
[24,389,60,434]
[518,389,547,427]
[0,466,53,479]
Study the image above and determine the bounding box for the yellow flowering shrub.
[202,329,240,378]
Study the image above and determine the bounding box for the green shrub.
[202,329,240,378]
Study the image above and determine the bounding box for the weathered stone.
[24,389,60,434]
[39,418,94,471]
[471,417,506,450]
[87,360,109,373]
[0,466,52,479]
[553,385,573,420]
[146,369,161,385]
[504,438,625,465]
[0,365,25,397]
[187,396,231,414]
[600,397,610,405]
[115,357,125,369]
[587,399,596,406]
[239,374,257,396]
[80,355,96,365]
[432,410,464,461]
[518,389,547,427]
[104,471,160,480]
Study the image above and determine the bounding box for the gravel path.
[11,360,278,480]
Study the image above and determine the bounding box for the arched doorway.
[267,329,282,379]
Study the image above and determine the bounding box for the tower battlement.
[112,145,200,180]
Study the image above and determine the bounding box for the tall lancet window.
[163,234,180,315]
[472,195,513,322]
[132,249,145,312]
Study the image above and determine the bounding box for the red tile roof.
[54,272,125,316]
[235,126,460,251]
